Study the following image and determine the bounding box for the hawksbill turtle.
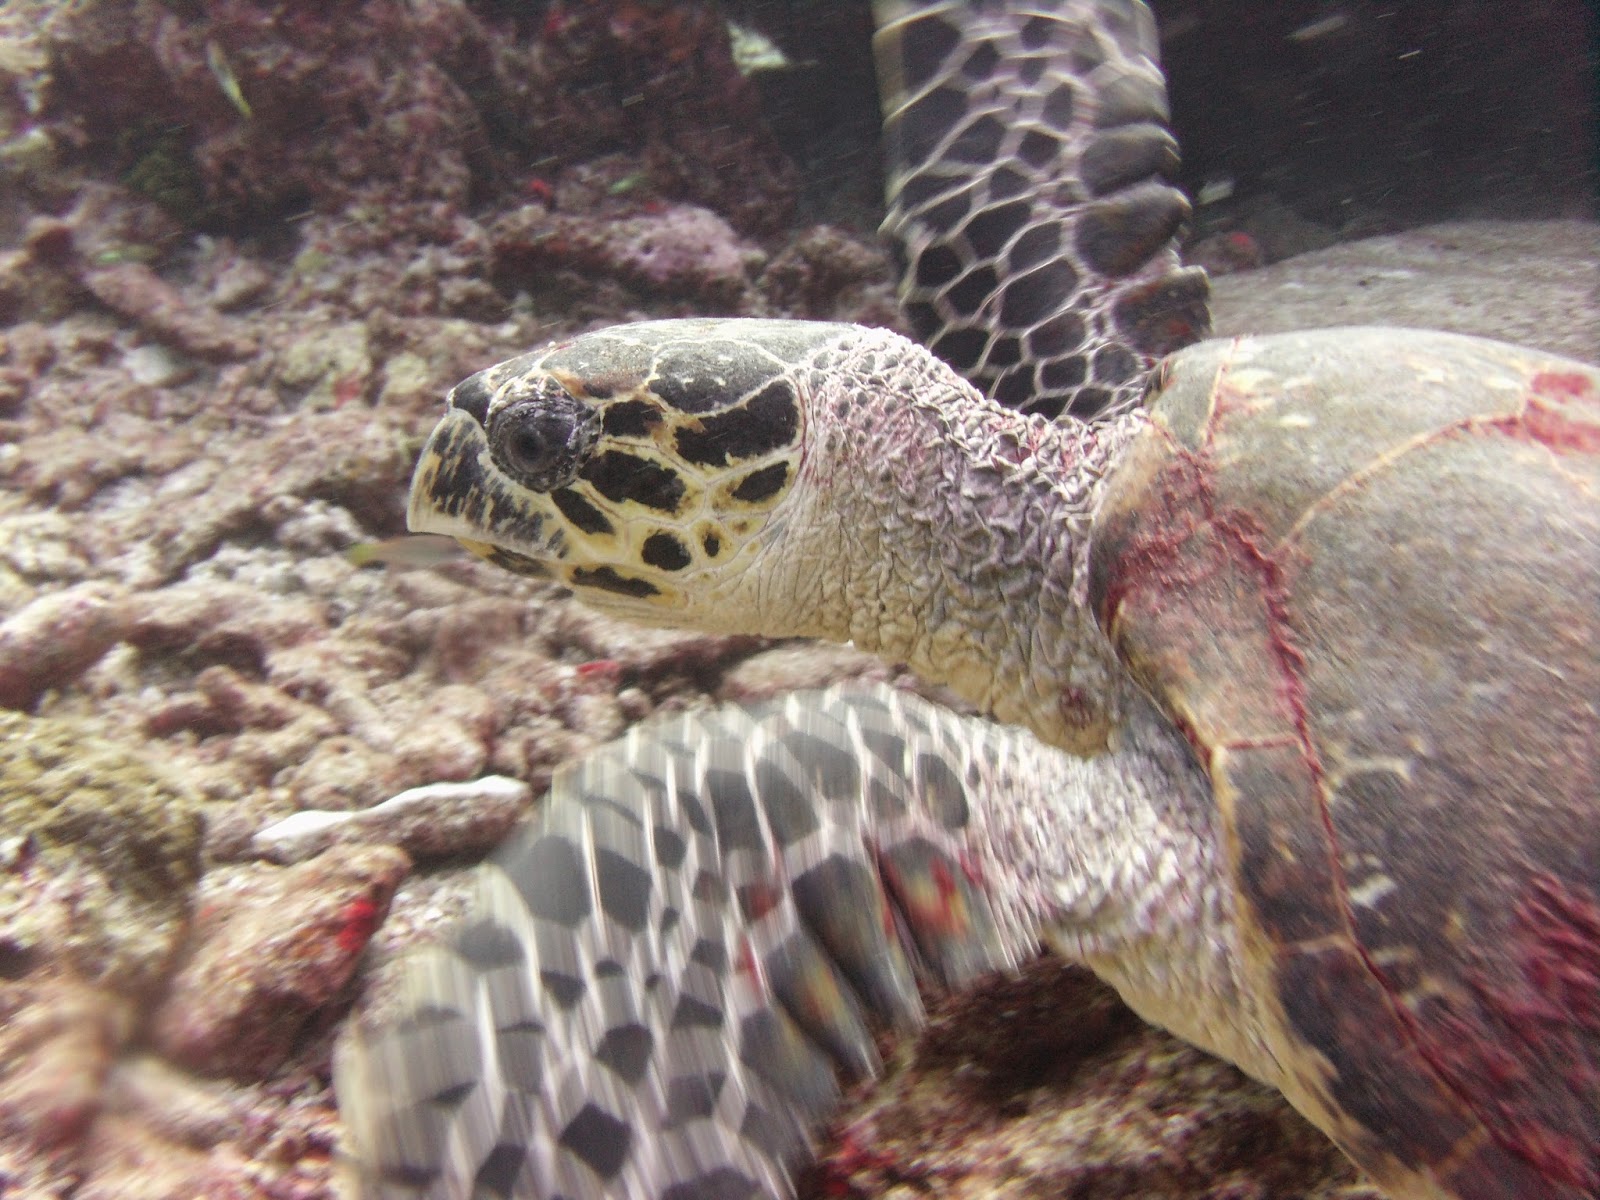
[337,2,1600,1198]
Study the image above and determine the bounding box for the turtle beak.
[407,409,561,571]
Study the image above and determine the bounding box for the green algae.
[0,710,203,995]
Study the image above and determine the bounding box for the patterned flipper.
[874,0,1211,418]
[338,686,1046,1199]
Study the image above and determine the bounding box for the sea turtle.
[337,2,1600,1198]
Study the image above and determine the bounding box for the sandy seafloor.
[0,206,1592,1200]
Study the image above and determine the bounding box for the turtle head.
[408,318,851,624]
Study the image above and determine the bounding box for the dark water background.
[735,0,1597,236]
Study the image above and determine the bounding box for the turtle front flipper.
[337,686,1034,1199]
[874,0,1212,419]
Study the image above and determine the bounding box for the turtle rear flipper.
[874,0,1211,419]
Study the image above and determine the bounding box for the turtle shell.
[1087,327,1600,1199]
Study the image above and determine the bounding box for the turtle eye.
[487,380,600,492]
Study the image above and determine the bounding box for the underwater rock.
[490,201,761,309]
[72,1053,340,1200]
[271,321,372,409]
[519,2,798,235]
[43,0,489,226]
[1186,229,1268,277]
[1212,220,1600,364]
[0,580,126,711]
[757,223,897,322]
[720,641,901,702]
[0,709,203,995]
[148,844,409,1081]
[83,262,256,362]
[0,710,203,1184]
[0,974,128,1191]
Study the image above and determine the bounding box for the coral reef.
[0,0,1591,1195]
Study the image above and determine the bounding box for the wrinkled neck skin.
[753,326,1145,757]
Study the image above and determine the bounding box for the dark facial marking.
[447,370,494,424]
[602,398,662,437]
[674,381,799,468]
[559,369,633,402]
[652,344,779,414]
[570,565,661,598]
[539,336,657,394]
[701,532,721,557]
[485,546,553,578]
[729,461,790,504]
[487,377,602,492]
[551,487,613,536]
[581,451,686,513]
[641,532,692,572]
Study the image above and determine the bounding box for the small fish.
[727,20,802,76]
[1197,176,1236,206]
[1288,13,1351,43]
[346,534,468,570]
[607,172,647,196]
[206,41,252,120]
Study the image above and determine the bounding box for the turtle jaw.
[407,407,565,579]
